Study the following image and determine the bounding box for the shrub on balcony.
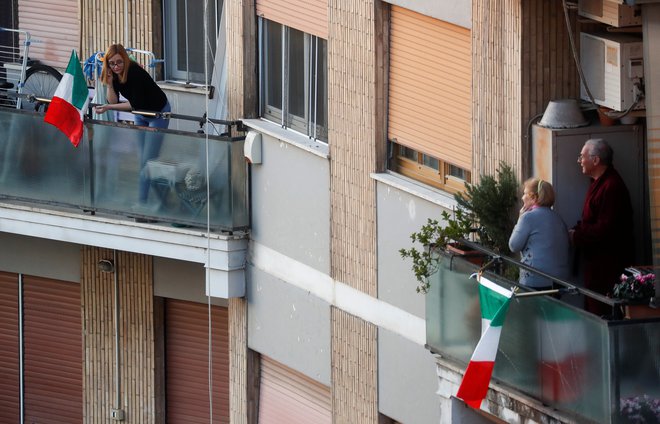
[399,162,519,293]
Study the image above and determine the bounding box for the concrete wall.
[249,132,330,274]
[379,328,440,423]
[246,129,332,384]
[0,232,80,282]
[153,257,228,306]
[247,265,331,385]
[384,0,471,28]
[376,179,455,317]
[375,177,456,423]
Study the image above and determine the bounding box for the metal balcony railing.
[0,107,248,231]
[425,248,660,424]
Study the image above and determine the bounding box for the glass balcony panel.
[0,110,88,204]
[610,321,660,424]
[426,255,659,423]
[0,108,248,231]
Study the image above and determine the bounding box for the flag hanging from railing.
[456,275,513,408]
[44,50,90,147]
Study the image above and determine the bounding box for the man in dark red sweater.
[569,138,634,316]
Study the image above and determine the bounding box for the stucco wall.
[383,0,471,28]
[376,178,455,317]
[0,233,80,282]
[248,131,330,274]
[246,265,332,385]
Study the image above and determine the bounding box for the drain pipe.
[112,250,122,418]
[100,252,123,420]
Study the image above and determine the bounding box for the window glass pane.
[314,38,328,142]
[399,145,417,161]
[422,154,439,170]
[287,28,306,125]
[448,164,467,180]
[263,21,282,116]
[170,0,221,83]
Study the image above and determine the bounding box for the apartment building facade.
[0,0,658,423]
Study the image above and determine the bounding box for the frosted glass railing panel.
[88,123,247,229]
[0,110,89,204]
[425,255,635,424]
[0,109,248,230]
[610,321,660,424]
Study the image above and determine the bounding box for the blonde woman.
[508,178,570,290]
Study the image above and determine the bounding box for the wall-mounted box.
[579,0,642,27]
[580,32,644,111]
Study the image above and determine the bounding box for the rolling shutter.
[23,276,82,424]
[388,6,472,170]
[18,0,79,70]
[256,0,327,39]
[259,356,331,424]
[165,299,229,424]
[0,273,19,424]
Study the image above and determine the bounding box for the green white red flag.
[456,275,513,408]
[44,50,89,147]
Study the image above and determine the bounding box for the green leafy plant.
[454,162,519,254]
[399,209,472,293]
[399,162,520,293]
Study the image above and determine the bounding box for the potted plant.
[399,162,519,293]
[398,208,472,293]
[453,162,519,254]
[613,269,659,319]
[619,395,660,423]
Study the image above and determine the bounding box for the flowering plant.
[620,395,660,423]
[613,271,656,300]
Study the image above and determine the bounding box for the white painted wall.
[384,0,471,28]
[247,265,332,385]
[0,232,80,282]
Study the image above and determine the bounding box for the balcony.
[0,108,248,231]
[426,252,659,424]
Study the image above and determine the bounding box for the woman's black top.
[112,61,168,112]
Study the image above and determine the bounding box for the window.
[390,142,471,193]
[259,18,328,143]
[164,0,223,84]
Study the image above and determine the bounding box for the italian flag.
[537,306,588,403]
[44,50,90,147]
[456,276,513,409]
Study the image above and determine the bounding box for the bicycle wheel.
[20,64,62,112]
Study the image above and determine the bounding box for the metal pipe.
[113,250,121,408]
[19,273,24,424]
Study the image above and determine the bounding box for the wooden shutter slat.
[388,6,472,170]
[256,0,327,39]
[258,356,331,424]
[165,299,229,424]
[23,276,82,424]
[18,0,80,70]
[0,273,20,424]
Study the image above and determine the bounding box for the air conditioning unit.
[579,32,644,111]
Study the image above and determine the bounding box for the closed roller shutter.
[0,273,19,424]
[388,6,472,170]
[259,356,331,424]
[165,299,229,424]
[18,0,79,70]
[23,276,82,424]
[257,0,327,39]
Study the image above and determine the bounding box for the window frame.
[163,0,223,84]
[390,142,471,194]
[259,17,328,143]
